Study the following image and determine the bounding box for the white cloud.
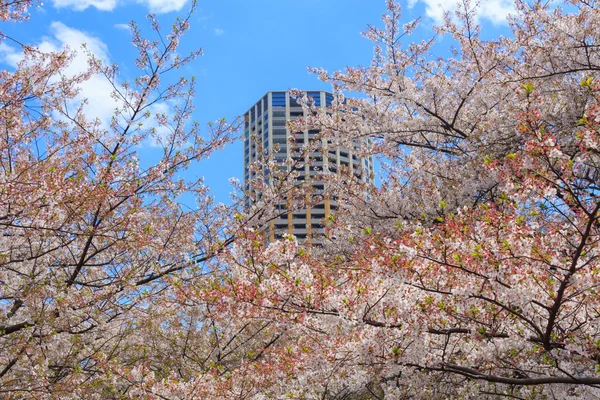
[36,22,119,126]
[7,22,179,146]
[51,0,186,13]
[214,28,224,36]
[476,0,514,25]
[47,21,110,64]
[0,42,23,67]
[51,0,117,11]
[411,0,514,25]
[114,23,130,31]
[136,0,187,14]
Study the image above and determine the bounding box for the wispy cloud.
[410,0,514,25]
[36,22,118,126]
[51,0,188,13]
[114,23,130,31]
[214,28,224,36]
[9,22,183,147]
[136,0,187,14]
[52,0,117,12]
[0,42,23,67]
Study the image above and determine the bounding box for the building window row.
[272,92,286,107]
[308,92,321,107]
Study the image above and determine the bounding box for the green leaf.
[521,82,534,94]
[580,77,593,87]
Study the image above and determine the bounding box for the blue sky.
[0,0,514,204]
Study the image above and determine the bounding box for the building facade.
[244,91,373,243]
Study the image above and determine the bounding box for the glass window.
[272,92,286,107]
[326,93,334,106]
[308,92,321,107]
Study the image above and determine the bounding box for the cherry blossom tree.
[5,0,600,398]
[0,1,251,398]
[210,0,600,398]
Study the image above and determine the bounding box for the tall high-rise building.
[244,91,373,243]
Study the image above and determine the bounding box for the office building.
[244,91,373,243]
